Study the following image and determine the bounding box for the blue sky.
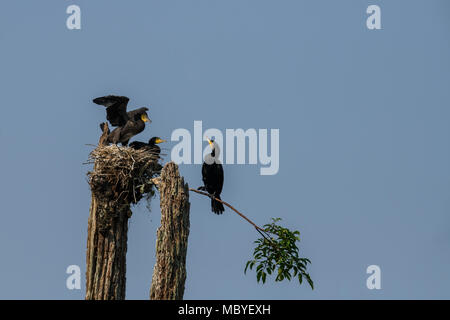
[0,0,450,299]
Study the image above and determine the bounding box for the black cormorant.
[199,138,225,214]
[129,137,166,156]
[93,95,151,146]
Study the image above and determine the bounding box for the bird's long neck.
[135,119,145,131]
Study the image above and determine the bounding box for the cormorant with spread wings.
[93,95,151,146]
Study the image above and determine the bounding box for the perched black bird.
[199,138,225,214]
[129,137,166,156]
[93,95,151,146]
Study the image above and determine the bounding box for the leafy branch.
[245,218,313,289]
[189,189,313,289]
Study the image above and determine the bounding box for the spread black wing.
[93,95,130,127]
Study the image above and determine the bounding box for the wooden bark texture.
[150,162,190,300]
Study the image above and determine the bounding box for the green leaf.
[244,261,251,274]
[257,271,262,283]
[244,217,313,289]
[306,274,314,290]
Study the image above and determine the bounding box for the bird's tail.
[211,195,225,215]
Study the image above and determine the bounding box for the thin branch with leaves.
[188,188,314,289]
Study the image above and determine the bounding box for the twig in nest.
[151,177,161,186]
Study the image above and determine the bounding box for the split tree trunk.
[150,162,190,300]
[85,123,130,300]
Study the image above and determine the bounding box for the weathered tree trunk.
[150,162,190,300]
[85,123,130,300]
[85,196,130,299]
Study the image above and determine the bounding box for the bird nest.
[87,145,162,205]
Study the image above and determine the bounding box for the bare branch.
[188,188,270,238]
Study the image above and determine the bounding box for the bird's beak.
[155,138,166,144]
[207,138,213,148]
[141,114,150,122]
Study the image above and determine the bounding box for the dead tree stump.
[150,162,190,300]
[85,123,160,300]
[85,195,130,299]
[85,123,129,300]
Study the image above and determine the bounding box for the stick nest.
[87,145,162,205]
